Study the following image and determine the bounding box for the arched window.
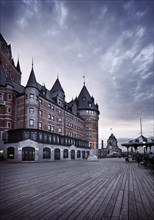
[43,148,51,159]
[63,149,68,158]
[82,151,85,159]
[54,148,60,160]
[77,150,81,158]
[71,150,75,159]
[86,151,90,158]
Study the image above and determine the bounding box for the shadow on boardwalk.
[0,158,154,220]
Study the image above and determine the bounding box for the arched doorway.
[22,147,35,161]
[43,148,51,159]
[7,147,14,159]
[77,150,81,158]
[63,149,68,158]
[82,151,85,159]
[71,150,75,159]
[54,148,60,160]
[86,151,90,158]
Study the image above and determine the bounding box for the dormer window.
[82,97,86,102]
[88,102,92,107]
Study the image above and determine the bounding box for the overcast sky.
[0,0,154,149]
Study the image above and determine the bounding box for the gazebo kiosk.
[121,135,154,155]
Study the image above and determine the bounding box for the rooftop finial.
[32,57,34,68]
[57,73,59,79]
[83,75,85,86]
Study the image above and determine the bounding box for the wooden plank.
[0,159,154,220]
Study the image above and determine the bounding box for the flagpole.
[140,118,143,135]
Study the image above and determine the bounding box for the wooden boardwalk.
[0,158,154,220]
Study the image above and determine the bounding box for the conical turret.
[26,65,38,89]
[16,59,22,74]
[77,85,99,113]
[76,83,99,149]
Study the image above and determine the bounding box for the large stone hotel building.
[0,34,100,161]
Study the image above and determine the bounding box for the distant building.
[106,133,122,156]
[0,34,100,161]
[98,134,122,158]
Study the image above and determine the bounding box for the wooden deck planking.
[0,159,154,220]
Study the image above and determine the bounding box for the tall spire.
[83,75,85,86]
[26,63,38,89]
[16,56,22,73]
[32,57,34,69]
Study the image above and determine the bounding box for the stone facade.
[4,139,90,162]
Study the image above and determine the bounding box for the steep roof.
[0,66,24,93]
[78,85,91,101]
[77,85,99,112]
[16,59,22,73]
[50,78,64,93]
[109,133,117,139]
[26,67,38,89]
[0,66,6,86]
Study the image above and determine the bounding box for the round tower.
[77,85,100,149]
[25,66,39,129]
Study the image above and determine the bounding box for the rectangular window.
[29,119,34,127]
[7,122,11,128]
[48,114,51,120]
[39,122,42,129]
[29,108,34,114]
[39,99,43,104]
[52,105,54,110]
[8,94,12,100]
[39,133,42,141]
[51,115,54,121]
[59,128,62,133]
[39,110,43,117]
[0,93,3,100]
[48,125,54,132]
[49,135,51,143]
[30,94,34,99]
[7,107,12,113]
[48,103,51,108]
[58,118,62,123]
[86,133,92,138]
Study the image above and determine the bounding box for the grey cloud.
[0,0,153,144]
